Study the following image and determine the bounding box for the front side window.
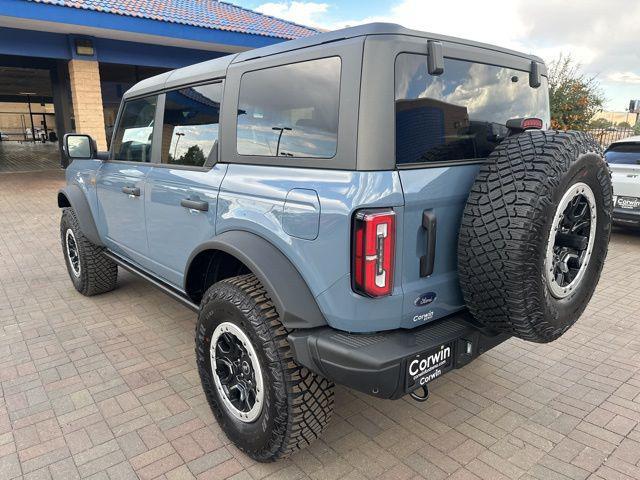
[395,55,550,165]
[111,96,157,162]
[161,82,223,168]
[237,57,341,159]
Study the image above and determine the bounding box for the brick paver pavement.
[0,143,61,173]
[1,169,639,480]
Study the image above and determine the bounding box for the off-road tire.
[458,130,612,343]
[196,274,334,462]
[60,208,118,296]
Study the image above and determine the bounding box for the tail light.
[352,209,395,297]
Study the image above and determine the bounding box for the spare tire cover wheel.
[458,130,613,343]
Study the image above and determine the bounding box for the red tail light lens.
[522,117,543,129]
[353,209,395,297]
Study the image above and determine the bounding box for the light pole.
[173,132,185,160]
[271,126,291,156]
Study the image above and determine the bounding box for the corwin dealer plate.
[616,196,640,210]
[405,342,454,392]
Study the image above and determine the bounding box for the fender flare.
[185,231,327,329]
[57,185,103,246]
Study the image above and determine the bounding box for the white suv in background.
[606,136,640,227]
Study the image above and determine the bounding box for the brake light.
[353,209,395,297]
[506,117,543,132]
[522,117,543,130]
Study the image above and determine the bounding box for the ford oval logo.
[414,292,437,307]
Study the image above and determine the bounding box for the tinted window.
[237,57,341,158]
[161,82,222,167]
[111,96,157,162]
[395,55,550,165]
[605,144,640,165]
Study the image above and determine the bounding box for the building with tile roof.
[29,0,318,40]
[0,0,317,163]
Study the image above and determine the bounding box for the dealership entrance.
[0,54,169,173]
[0,0,316,175]
[0,66,56,143]
[0,56,72,172]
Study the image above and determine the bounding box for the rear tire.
[60,208,118,296]
[196,274,334,462]
[458,130,612,343]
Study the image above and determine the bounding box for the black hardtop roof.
[124,22,544,99]
[233,22,545,64]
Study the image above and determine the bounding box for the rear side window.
[161,82,223,168]
[605,143,640,165]
[111,96,157,162]
[395,55,550,165]
[237,57,341,159]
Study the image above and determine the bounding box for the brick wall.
[67,59,107,150]
[161,123,175,161]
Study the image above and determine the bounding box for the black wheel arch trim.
[57,185,103,247]
[185,230,327,329]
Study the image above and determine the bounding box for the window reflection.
[111,96,157,163]
[161,83,222,168]
[237,57,341,159]
[395,55,550,165]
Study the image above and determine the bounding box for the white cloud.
[257,0,640,109]
[255,1,330,28]
[533,45,599,70]
[606,72,640,85]
[342,0,529,50]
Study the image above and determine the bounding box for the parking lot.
[0,169,639,480]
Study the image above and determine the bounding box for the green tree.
[589,118,612,129]
[548,54,605,130]
[617,121,632,129]
[180,144,205,166]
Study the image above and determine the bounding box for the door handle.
[122,186,140,197]
[181,198,209,212]
[420,209,437,277]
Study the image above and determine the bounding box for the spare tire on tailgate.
[458,130,613,343]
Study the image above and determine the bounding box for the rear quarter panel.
[217,164,406,332]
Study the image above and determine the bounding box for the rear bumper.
[613,208,640,226]
[288,311,510,399]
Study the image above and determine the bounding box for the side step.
[103,251,199,312]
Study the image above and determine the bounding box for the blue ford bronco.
[58,23,612,461]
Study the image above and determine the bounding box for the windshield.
[395,55,550,165]
[605,144,640,165]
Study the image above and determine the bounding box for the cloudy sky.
[236,0,639,111]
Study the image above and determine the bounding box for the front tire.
[60,208,118,296]
[196,274,334,462]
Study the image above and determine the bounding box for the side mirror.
[64,134,96,161]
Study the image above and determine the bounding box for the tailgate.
[391,46,549,330]
[611,163,640,200]
[606,142,640,200]
[398,165,479,329]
